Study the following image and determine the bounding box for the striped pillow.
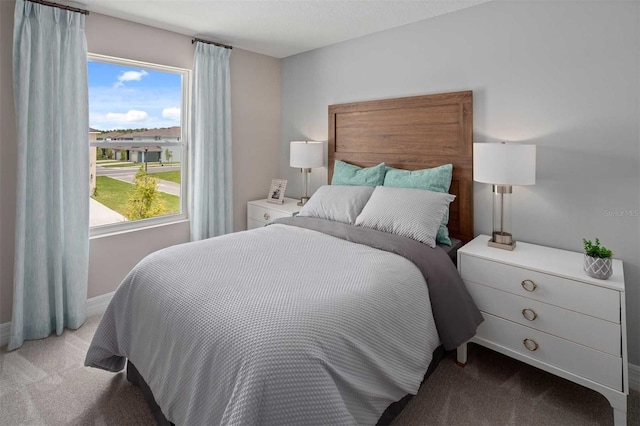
[383,164,454,246]
[298,185,375,224]
[354,186,455,248]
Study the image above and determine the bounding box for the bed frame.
[129,90,474,425]
[328,90,473,242]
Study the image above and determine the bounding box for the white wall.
[0,4,281,319]
[280,1,640,364]
[230,42,282,226]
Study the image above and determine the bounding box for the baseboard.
[86,291,115,318]
[0,291,115,348]
[630,363,640,392]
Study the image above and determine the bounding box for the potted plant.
[583,238,613,280]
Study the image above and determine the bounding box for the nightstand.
[457,235,628,425]
[247,197,300,230]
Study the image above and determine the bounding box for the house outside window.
[88,54,189,235]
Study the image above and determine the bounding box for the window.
[88,54,189,234]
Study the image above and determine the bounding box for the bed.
[85,91,481,425]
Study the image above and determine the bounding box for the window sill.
[90,217,189,240]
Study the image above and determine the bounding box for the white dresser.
[457,235,628,425]
[247,197,300,230]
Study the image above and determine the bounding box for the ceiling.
[69,0,490,58]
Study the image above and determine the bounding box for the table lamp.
[290,141,323,206]
[474,142,536,250]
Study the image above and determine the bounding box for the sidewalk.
[110,174,180,196]
[90,198,126,227]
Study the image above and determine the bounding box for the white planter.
[584,255,613,280]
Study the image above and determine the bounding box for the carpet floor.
[1,315,638,425]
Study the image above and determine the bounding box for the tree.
[105,148,114,159]
[125,166,165,220]
[165,148,173,163]
[119,149,127,161]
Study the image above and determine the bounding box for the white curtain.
[190,42,233,240]
[9,0,89,350]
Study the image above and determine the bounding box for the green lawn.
[100,163,143,168]
[150,170,181,184]
[92,176,180,217]
[101,162,180,169]
[148,162,180,168]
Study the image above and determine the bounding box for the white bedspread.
[85,224,440,425]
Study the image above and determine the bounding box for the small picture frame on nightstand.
[267,179,287,204]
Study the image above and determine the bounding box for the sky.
[88,61,182,131]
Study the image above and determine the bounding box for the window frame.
[88,53,190,237]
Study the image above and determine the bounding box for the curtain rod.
[192,38,233,50]
[27,0,90,15]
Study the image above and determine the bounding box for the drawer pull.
[521,279,537,292]
[263,213,270,221]
[522,308,538,321]
[523,338,539,351]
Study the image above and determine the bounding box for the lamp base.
[297,196,310,207]
[488,232,516,251]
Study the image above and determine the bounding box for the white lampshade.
[290,141,323,168]
[474,142,536,185]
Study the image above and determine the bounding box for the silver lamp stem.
[488,184,515,250]
[298,168,311,206]
[500,190,504,235]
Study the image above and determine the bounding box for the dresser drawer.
[460,254,620,323]
[467,282,621,356]
[476,313,622,390]
[247,204,292,224]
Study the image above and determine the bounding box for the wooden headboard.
[328,91,473,243]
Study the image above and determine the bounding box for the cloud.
[113,70,149,88]
[162,107,181,121]
[105,110,149,123]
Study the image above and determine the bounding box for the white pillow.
[297,185,375,224]
[354,186,455,247]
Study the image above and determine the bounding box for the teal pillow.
[331,161,386,186]
[383,164,454,245]
[383,164,453,192]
